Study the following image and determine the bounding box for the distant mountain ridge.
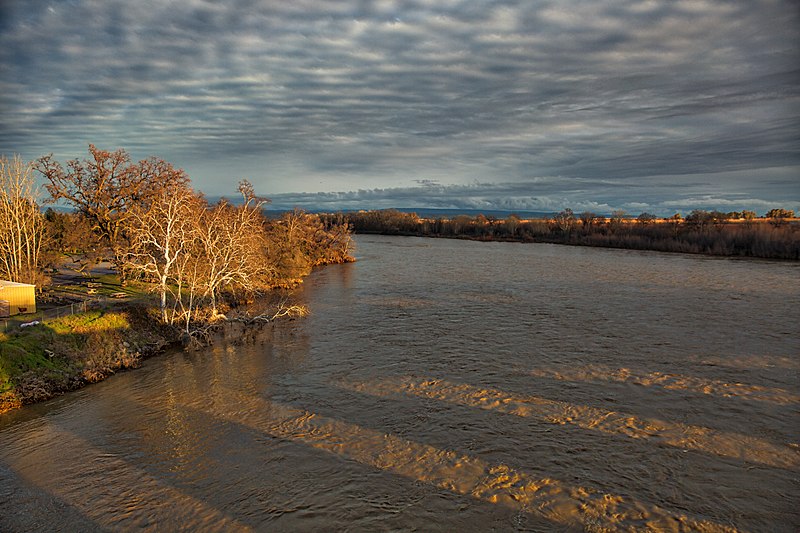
[265,206,559,219]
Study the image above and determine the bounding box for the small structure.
[0,280,36,317]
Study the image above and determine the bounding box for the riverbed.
[1,235,798,531]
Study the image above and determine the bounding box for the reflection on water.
[340,376,798,469]
[526,364,800,405]
[1,235,798,532]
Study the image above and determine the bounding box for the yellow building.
[0,280,36,317]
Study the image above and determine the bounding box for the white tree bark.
[0,155,46,285]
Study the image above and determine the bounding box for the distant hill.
[265,207,557,219]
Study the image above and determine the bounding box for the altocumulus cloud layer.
[1,0,798,214]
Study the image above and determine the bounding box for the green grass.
[93,273,151,298]
[0,309,134,395]
[0,327,61,394]
[45,269,153,301]
[47,309,129,334]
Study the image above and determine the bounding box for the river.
[1,235,798,532]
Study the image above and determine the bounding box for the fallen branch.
[244,298,310,323]
[270,303,309,320]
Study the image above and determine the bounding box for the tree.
[123,181,203,322]
[667,213,683,235]
[282,211,355,268]
[267,209,317,281]
[764,208,794,218]
[765,208,794,226]
[637,212,657,225]
[0,155,47,285]
[122,179,281,328]
[504,214,521,237]
[44,209,103,274]
[553,208,576,233]
[35,145,189,269]
[474,214,492,237]
[446,214,469,236]
[709,210,731,226]
[579,211,598,232]
[609,210,626,232]
[196,181,272,315]
[685,209,712,228]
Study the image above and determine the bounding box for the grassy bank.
[329,210,800,260]
[0,266,329,414]
[0,304,175,413]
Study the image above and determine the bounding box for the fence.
[1,299,102,333]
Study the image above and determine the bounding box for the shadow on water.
[2,392,562,532]
[0,462,107,533]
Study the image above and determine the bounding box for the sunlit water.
[1,235,798,532]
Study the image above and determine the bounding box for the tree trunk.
[160,274,168,323]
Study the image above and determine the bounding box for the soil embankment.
[0,303,175,413]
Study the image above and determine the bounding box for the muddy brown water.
[1,235,798,532]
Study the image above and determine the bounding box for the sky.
[1,0,798,216]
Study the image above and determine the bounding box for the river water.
[1,235,798,532]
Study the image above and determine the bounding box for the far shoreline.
[328,210,800,261]
[354,229,800,262]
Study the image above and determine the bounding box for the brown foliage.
[35,145,189,266]
[30,145,354,335]
[340,209,800,260]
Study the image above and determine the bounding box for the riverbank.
[0,301,188,412]
[327,210,800,260]
[0,297,317,414]
[0,257,353,415]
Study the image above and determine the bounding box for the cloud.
[266,172,800,216]
[0,0,798,210]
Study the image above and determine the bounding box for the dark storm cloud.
[1,0,798,214]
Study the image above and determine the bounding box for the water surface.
[2,235,798,531]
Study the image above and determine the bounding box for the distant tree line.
[1,146,353,332]
[326,208,799,260]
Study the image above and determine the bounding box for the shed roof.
[0,280,36,288]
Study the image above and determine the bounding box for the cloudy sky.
[1,0,798,215]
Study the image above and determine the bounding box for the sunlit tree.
[196,181,272,315]
[0,155,47,285]
[35,145,189,269]
[765,208,794,218]
[123,181,203,322]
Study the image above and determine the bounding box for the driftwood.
[238,298,310,324]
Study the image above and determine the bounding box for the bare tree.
[197,180,272,316]
[553,208,576,233]
[579,211,598,232]
[123,182,203,322]
[504,214,521,237]
[609,209,627,232]
[35,145,189,269]
[0,155,47,284]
